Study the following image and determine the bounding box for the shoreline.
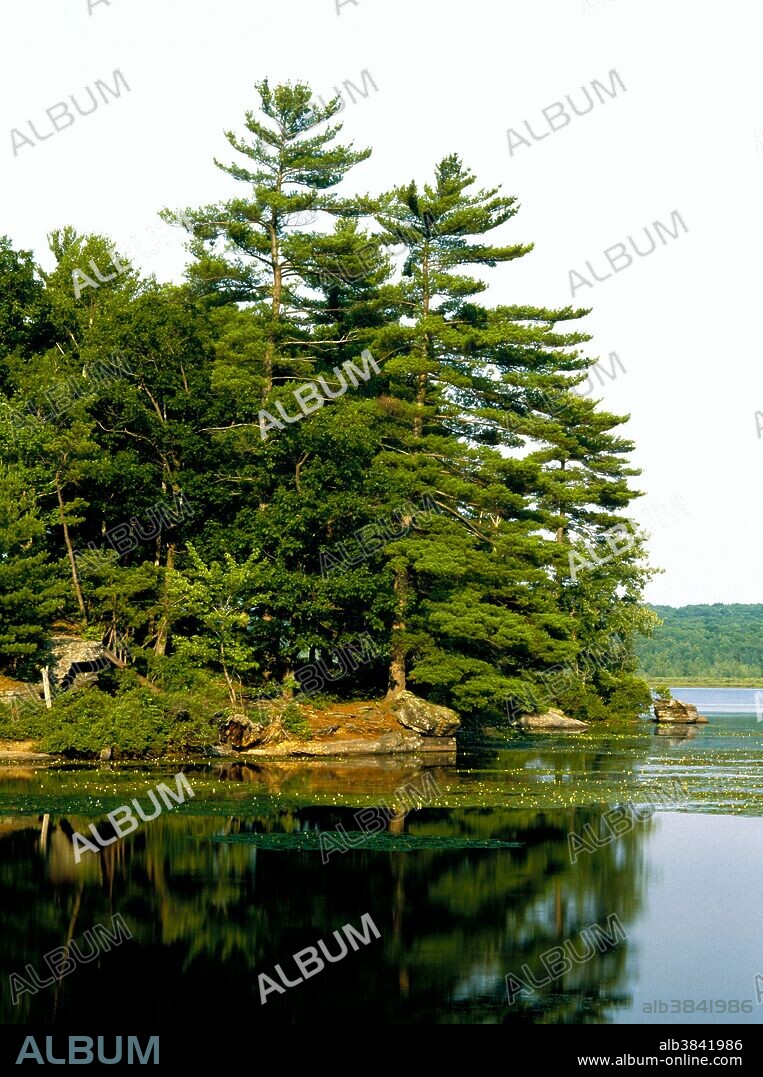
[1,682,751,765]
[647,679,763,688]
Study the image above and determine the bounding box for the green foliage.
[600,674,653,720]
[0,701,46,741]
[0,81,657,745]
[168,545,265,708]
[554,680,610,723]
[0,465,63,677]
[637,605,763,682]
[281,702,313,739]
[38,681,218,759]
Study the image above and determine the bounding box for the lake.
[1,688,762,1025]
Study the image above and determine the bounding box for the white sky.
[1,0,760,606]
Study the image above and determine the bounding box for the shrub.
[0,701,47,741]
[281,702,313,740]
[39,679,218,758]
[555,681,609,722]
[603,675,654,719]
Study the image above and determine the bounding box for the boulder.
[220,716,266,750]
[52,633,106,687]
[392,691,461,736]
[652,699,708,724]
[518,708,588,732]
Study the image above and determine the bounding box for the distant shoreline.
[645,678,763,689]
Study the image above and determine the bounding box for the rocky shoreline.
[219,690,460,759]
[238,732,457,758]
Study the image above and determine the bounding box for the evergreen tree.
[0,237,55,383]
[164,79,377,398]
[371,155,653,717]
[0,465,63,678]
[165,82,394,694]
[358,156,579,709]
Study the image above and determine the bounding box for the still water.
[1,689,761,1025]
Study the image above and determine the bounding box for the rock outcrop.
[241,730,456,757]
[518,708,589,732]
[220,716,266,750]
[652,699,708,724]
[52,633,107,689]
[1,635,111,710]
[219,692,462,756]
[392,691,461,736]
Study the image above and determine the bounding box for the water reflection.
[0,805,650,1025]
[3,701,762,1025]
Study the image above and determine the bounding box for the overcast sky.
[2,0,760,606]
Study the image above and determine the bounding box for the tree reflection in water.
[0,795,650,1024]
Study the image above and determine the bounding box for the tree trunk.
[154,542,175,656]
[55,474,86,619]
[39,814,50,851]
[386,564,408,699]
[222,664,239,710]
[102,648,161,694]
[555,460,567,543]
[412,247,431,439]
[262,211,283,401]
[41,666,52,709]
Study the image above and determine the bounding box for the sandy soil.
[0,740,52,761]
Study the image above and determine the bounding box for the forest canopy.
[0,80,656,754]
[636,605,763,684]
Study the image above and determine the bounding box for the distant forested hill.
[637,604,763,684]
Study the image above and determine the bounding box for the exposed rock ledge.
[220,692,461,757]
[240,731,457,758]
[652,699,709,724]
[518,708,589,732]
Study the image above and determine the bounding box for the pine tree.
[0,465,63,678]
[362,155,583,708]
[164,79,377,400]
[164,82,394,694]
[511,362,656,716]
